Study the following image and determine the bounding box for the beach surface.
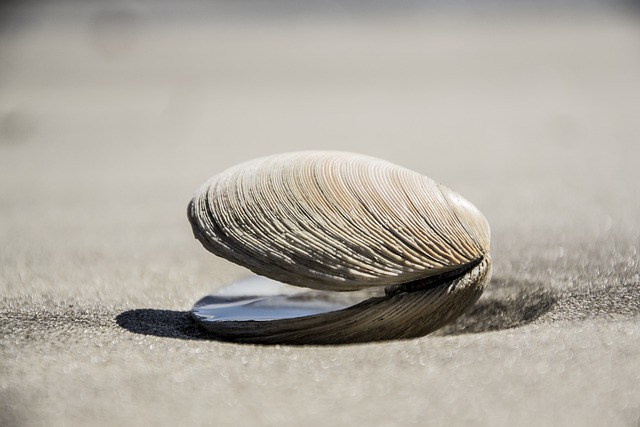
[1,2,639,426]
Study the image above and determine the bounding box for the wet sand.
[1,3,639,426]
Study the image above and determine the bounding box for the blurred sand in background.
[1,1,639,426]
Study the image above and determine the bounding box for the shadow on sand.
[437,277,557,336]
[116,309,212,340]
[116,277,557,343]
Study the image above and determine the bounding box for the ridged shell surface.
[188,151,490,292]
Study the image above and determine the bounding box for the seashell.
[188,151,491,344]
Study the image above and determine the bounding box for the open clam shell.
[188,151,491,344]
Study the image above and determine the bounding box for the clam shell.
[188,151,491,344]
[189,152,489,290]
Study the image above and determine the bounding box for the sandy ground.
[1,2,640,426]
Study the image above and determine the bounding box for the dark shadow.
[438,277,557,336]
[117,277,557,342]
[116,309,210,341]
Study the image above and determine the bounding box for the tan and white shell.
[188,151,491,344]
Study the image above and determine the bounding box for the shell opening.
[384,256,485,296]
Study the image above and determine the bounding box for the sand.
[1,3,639,426]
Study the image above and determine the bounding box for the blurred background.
[1,0,639,301]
